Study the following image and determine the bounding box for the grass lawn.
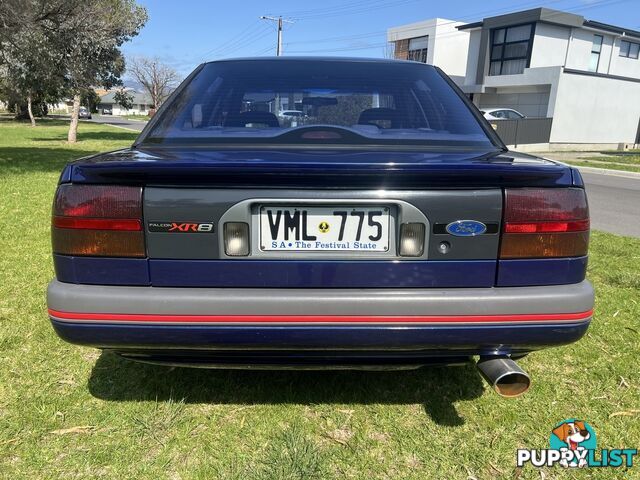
[124,114,150,121]
[566,161,640,174]
[563,154,640,174]
[1,119,639,479]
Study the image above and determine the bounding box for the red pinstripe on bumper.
[48,309,594,324]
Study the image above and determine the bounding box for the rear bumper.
[47,279,594,358]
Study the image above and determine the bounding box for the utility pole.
[260,15,293,56]
[260,15,293,114]
[277,16,282,56]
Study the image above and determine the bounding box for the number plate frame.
[216,197,430,260]
[259,205,391,253]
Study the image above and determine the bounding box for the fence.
[489,117,553,147]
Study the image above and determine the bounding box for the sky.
[122,0,640,81]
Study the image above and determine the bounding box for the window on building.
[589,35,603,72]
[407,36,428,63]
[620,40,640,59]
[489,24,534,76]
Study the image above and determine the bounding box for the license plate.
[259,206,390,252]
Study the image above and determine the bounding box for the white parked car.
[278,109,307,127]
[278,110,305,119]
[481,108,525,120]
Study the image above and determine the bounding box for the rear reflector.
[52,185,145,257]
[53,217,142,231]
[504,219,589,233]
[500,188,589,259]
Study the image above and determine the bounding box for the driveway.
[88,114,147,132]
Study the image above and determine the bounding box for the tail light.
[500,188,589,259]
[52,185,145,257]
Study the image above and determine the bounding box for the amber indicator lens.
[52,229,145,257]
[500,232,589,259]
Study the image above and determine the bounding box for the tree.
[0,1,78,47]
[55,0,147,142]
[81,88,101,113]
[0,0,69,126]
[114,89,134,110]
[0,81,56,120]
[0,0,147,137]
[315,95,372,126]
[0,46,57,126]
[128,56,179,109]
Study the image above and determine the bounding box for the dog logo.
[318,221,330,233]
[518,418,637,468]
[550,419,596,468]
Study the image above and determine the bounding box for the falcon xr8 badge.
[446,220,487,237]
[148,222,215,233]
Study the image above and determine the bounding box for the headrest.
[357,108,402,128]
[225,111,280,128]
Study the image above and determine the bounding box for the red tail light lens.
[500,188,589,259]
[52,185,145,257]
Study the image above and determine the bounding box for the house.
[48,87,113,114]
[98,90,153,116]
[387,18,470,83]
[388,8,640,149]
[94,88,110,97]
[48,99,75,114]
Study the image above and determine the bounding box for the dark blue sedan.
[47,58,593,397]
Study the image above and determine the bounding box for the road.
[85,118,640,237]
[581,169,640,238]
[88,114,147,132]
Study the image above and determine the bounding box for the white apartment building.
[387,18,470,84]
[388,8,640,149]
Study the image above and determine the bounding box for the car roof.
[484,108,519,113]
[202,56,434,67]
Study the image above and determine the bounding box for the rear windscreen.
[142,59,494,148]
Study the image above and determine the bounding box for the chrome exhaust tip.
[476,356,531,398]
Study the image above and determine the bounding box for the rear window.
[142,59,494,148]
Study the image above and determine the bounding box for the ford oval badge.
[446,220,487,237]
